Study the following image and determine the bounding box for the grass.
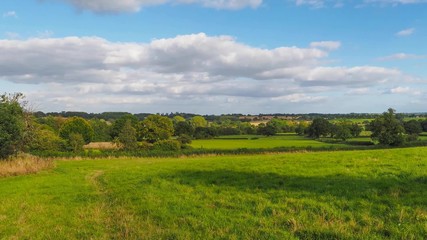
[0,154,54,177]
[191,134,348,150]
[1,148,427,239]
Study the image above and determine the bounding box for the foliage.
[0,93,26,159]
[177,134,192,145]
[68,133,85,152]
[110,114,139,139]
[59,117,94,144]
[370,108,406,146]
[332,125,352,141]
[295,122,309,135]
[140,115,174,143]
[257,123,277,136]
[172,115,186,123]
[403,120,423,136]
[89,119,112,142]
[116,120,138,151]
[30,124,66,151]
[349,123,363,137]
[36,116,66,134]
[307,118,332,138]
[194,126,219,139]
[153,139,181,151]
[191,116,208,128]
[174,121,195,137]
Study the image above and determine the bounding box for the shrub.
[138,141,153,151]
[177,134,192,145]
[153,140,181,151]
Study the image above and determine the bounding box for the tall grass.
[0,153,54,177]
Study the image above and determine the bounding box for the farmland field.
[191,134,348,150]
[1,148,427,239]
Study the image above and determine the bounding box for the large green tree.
[110,114,139,139]
[140,115,174,143]
[0,93,26,159]
[307,118,332,138]
[116,120,138,150]
[370,108,405,146]
[59,117,94,144]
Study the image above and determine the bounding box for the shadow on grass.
[164,170,427,205]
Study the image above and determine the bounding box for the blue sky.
[1,0,426,114]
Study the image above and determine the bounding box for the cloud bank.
[0,33,420,113]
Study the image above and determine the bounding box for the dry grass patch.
[0,154,54,177]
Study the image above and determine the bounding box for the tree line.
[1,93,427,159]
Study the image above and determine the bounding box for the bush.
[153,140,181,151]
[138,141,153,151]
[177,134,192,145]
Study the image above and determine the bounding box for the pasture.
[1,148,427,239]
[191,134,349,150]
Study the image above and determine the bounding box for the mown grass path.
[1,148,427,239]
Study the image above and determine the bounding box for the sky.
[0,0,426,114]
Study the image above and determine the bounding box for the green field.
[1,148,427,239]
[191,134,348,150]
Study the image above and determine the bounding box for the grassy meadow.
[191,134,349,150]
[1,148,427,239]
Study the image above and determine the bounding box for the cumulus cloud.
[378,53,426,61]
[52,0,263,13]
[0,33,420,113]
[396,28,415,37]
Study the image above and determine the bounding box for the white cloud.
[396,28,415,37]
[347,88,370,95]
[0,33,421,113]
[54,0,263,13]
[2,11,17,18]
[378,53,426,61]
[389,86,421,95]
[310,41,341,50]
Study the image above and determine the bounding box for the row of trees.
[1,92,426,159]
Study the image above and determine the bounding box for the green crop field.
[191,134,348,150]
[1,148,427,239]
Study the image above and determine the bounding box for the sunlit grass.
[1,147,427,238]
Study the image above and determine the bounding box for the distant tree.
[68,133,85,152]
[333,125,352,141]
[404,120,423,135]
[307,118,332,138]
[257,123,277,136]
[177,134,192,145]
[191,116,208,128]
[172,116,186,124]
[110,114,139,139]
[90,119,112,142]
[295,122,309,136]
[116,120,138,150]
[349,123,363,137]
[174,121,195,137]
[36,115,66,134]
[30,124,65,151]
[140,115,174,143]
[369,108,405,146]
[194,127,218,139]
[59,117,94,144]
[421,120,427,132]
[0,93,26,159]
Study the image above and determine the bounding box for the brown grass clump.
[84,142,117,150]
[0,153,55,178]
